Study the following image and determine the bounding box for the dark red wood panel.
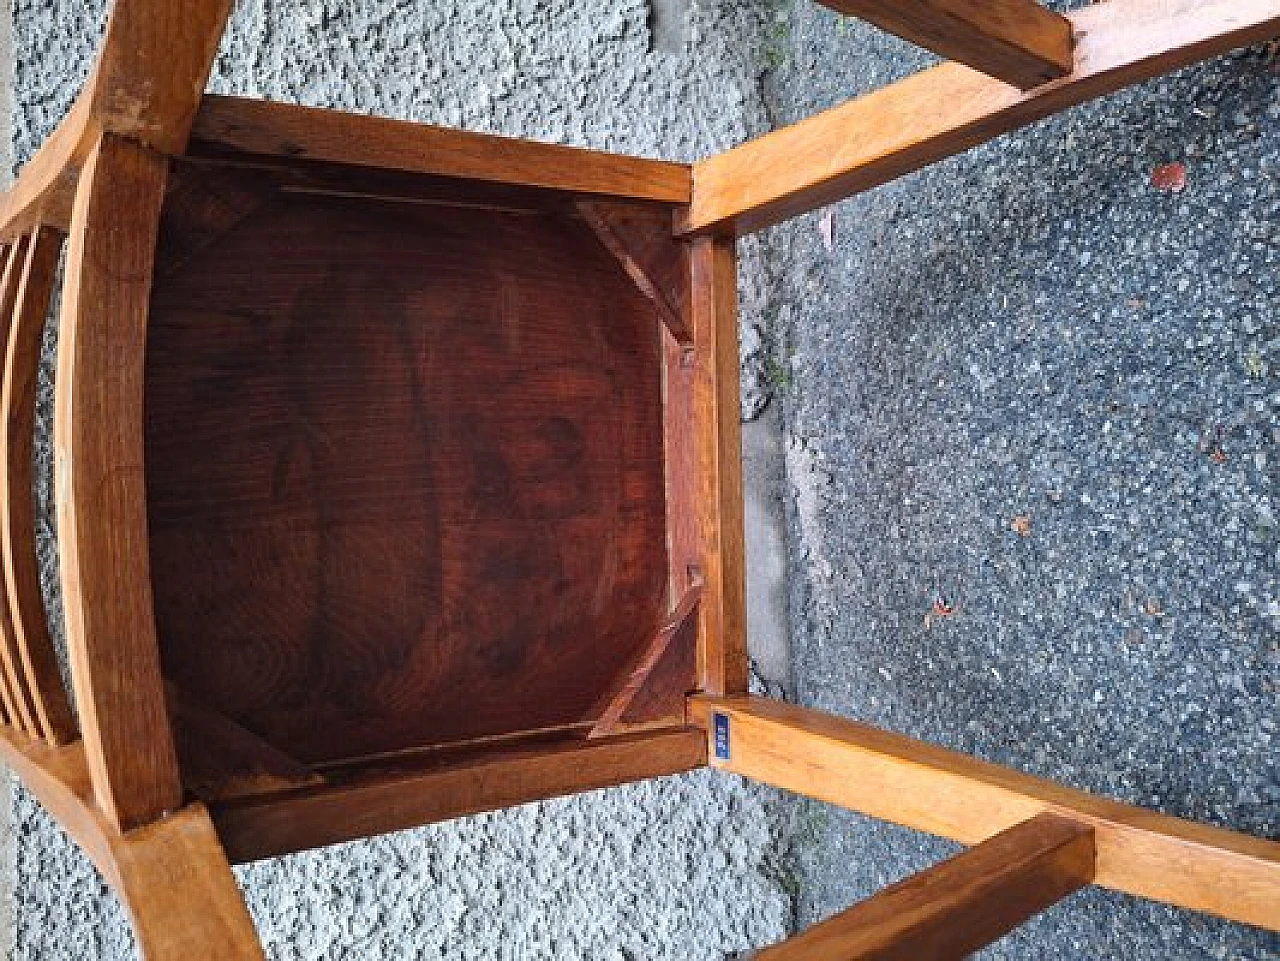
[618,604,698,728]
[147,160,676,768]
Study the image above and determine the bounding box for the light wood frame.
[0,0,1276,957]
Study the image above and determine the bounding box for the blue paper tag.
[713,711,731,761]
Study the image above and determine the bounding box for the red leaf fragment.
[1151,162,1187,193]
[932,597,955,617]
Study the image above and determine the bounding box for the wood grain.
[0,246,9,726]
[87,0,235,155]
[0,237,40,737]
[148,159,671,767]
[662,322,699,637]
[684,0,1280,236]
[756,813,1094,960]
[659,307,703,731]
[589,583,701,737]
[577,200,691,343]
[693,697,1280,930]
[212,727,706,863]
[0,727,109,872]
[690,238,748,696]
[617,598,699,730]
[0,0,231,240]
[190,95,692,204]
[0,95,95,239]
[0,728,263,960]
[167,683,325,802]
[56,134,183,831]
[113,805,266,960]
[817,0,1073,90]
[1,226,77,744]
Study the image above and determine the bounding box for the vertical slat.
[2,226,77,743]
[753,813,1095,960]
[56,133,182,831]
[690,237,749,696]
[0,244,15,731]
[0,238,41,736]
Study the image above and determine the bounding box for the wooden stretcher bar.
[751,813,1095,960]
[691,696,1280,932]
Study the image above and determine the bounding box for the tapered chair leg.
[110,805,265,961]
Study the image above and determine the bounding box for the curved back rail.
[56,132,182,833]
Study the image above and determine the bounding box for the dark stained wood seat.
[148,159,680,776]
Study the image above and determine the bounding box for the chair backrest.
[0,227,76,746]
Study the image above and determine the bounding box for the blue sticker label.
[713,712,730,761]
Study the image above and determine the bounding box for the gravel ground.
[9,2,795,959]
[754,4,1280,958]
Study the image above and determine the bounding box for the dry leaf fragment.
[1243,346,1266,379]
[1151,162,1187,193]
[1011,514,1032,537]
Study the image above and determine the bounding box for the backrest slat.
[2,227,77,743]
[0,238,41,737]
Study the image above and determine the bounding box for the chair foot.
[109,804,265,961]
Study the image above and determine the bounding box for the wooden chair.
[0,1,1276,957]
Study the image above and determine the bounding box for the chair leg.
[109,804,265,961]
[0,729,265,959]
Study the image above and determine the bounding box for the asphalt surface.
[755,5,1279,959]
